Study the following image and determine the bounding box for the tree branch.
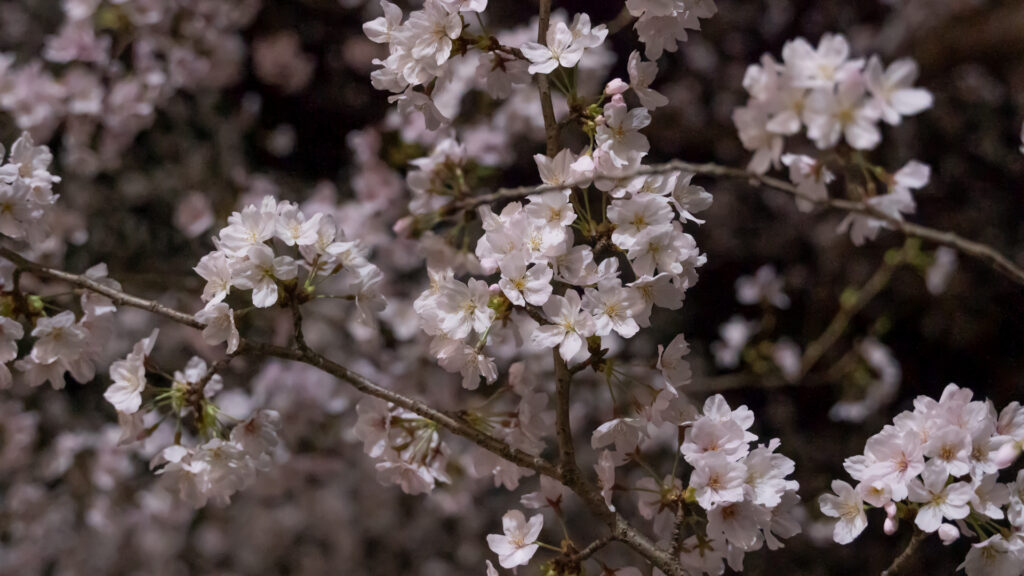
[535,0,559,158]
[799,241,909,378]
[0,244,557,478]
[453,159,1024,289]
[881,529,928,576]
[553,349,579,481]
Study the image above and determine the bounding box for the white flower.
[520,21,583,75]
[658,333,692,387]
[195,302,240,354]
[864,56,933,126]
[0,316,25,388]
[733,102,783,174]
[437,277,494,339]
[670,172,713,224]
[958,535,1024,576]
[216,198,277,257]
[596,98,651,168]
[533,148,593,190]
[781,153,833,212]
[691,454,747,509]
[627,50,667,109]
[592,417,642,454]
[498,254,553,307]
[908,465,972,532]
[531,290,595,362]
[582,280,643,339]
[363,0,404,44]
[804,76,881,150]
[735,265,790,309]
[194,251,233,304]
[230,245,298,308]
[818,479,867,544]
[784,33,863,89]
[486,510,543,569]
[30,310,86,365]
[403,0,462,67]
[103,331,158,414]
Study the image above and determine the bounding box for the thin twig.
[881,529,927,576]
[799,242,909,378]
[574,533,617,562]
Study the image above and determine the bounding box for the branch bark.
[880,529,927,576]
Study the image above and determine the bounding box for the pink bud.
[938,523,960,545]
[994,441,1021,469]
[604,78,629,96]
[392,215,415,238]
[883,501,899,535]
[884,501,897,517]
[610,93,626,107]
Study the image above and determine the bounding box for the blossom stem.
[880,528,928,576]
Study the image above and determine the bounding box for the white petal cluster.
[194,196,386,351]
[363,0,487,129]
[734,33,932,173]
[151,410,281,508]
[0,132,60,242]
[520,14,607,75]
[822,383,1024,571]
[354,397,452,494]
[648,395,803,574]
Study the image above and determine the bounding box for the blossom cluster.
[363,0,490,129]
[353,397,451,495]
[735,33,933,171]
[151,409,281,509]
[0,0,259,175]
[0,134,118,390]
[193,196,386,352]
[820,384,1024,576]
[734,33,936,246]
[0,132,61,243]
[672,395,801,575]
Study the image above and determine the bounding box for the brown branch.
[0,244,557,478]
[452,159,1024,289]
[0,245,203,329]
[573,533,617,562]
[553,349,579,482]
[799,241,909,378]
[881,529,928,576]
[535,0,559,158]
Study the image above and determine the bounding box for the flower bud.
[392,215,415,238]
[993,441,1022,469]
[938,523,960,545]
[604,78,629,96]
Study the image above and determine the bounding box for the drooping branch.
[452,159,1024,289]
[0,244,556,478]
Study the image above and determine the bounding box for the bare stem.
[881,529,927,576]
